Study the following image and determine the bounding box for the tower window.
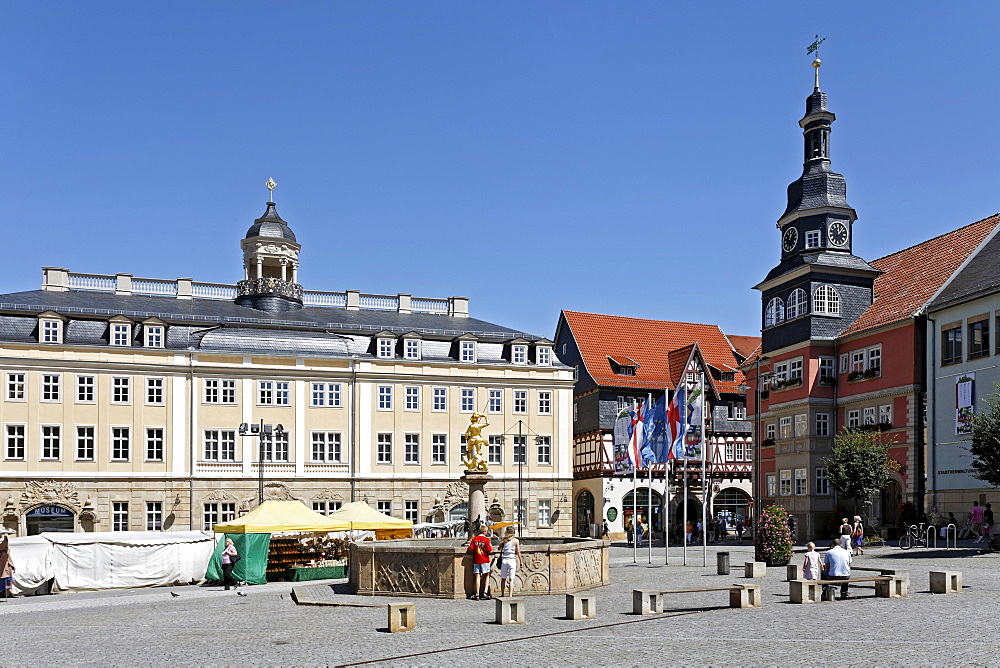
[764,298,785,327]
[813,285,841,316]
[787,289,809,319]
[805,230,821,249]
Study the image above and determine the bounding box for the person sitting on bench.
[823,539,853,599]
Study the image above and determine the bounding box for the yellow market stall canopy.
[213,500,350,534]
[328,501,413,539]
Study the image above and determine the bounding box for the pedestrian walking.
[822,539,853,599]
[498,526,522,597]
[466,525,493,600]
[635,519,644,548]
[735,518,745,544]
[983,503,994,541]
[802,542,823,581]
[221,537,240,591]
[971,501,985,542]
[1,530,15,600]
[685,521,693,545]
[838,517,853,550]
[601,520,610,539]
[625,518,633,546]
[852,515,865,555]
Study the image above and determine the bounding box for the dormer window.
[536,346,552,366]
[40,319,63,344]
[144,325,164,349]
[403,338,421,360]
[608,356,639,376]
[512,345,528,365]
[377,337,395,359]
[460,340,477,363]
[111,322,132,347]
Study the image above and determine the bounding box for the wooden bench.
[659,585,762,609]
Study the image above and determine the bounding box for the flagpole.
[632,399,638,565]
[665,458,670,565]
[683,452,688,566]
[701,372,708,567]
[647,393,653,564]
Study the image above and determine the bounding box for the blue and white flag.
[641,395,667,464]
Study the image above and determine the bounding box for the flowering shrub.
[754,505,793,565]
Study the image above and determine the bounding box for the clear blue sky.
[5,3,1000,340]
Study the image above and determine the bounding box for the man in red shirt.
[467,525,493,600]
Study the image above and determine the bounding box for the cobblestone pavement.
[3,541,999,666]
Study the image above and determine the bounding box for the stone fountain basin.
[349,537,610,598]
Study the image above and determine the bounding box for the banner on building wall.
[613,409,635,473]
[955,372,975,435]
[681,376,705,460]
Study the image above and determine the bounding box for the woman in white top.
[802,542,823,580]
[498,527,522,597]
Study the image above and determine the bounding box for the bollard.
[786,563,802,581]
[717,552,730,575]
[565,593,597,620]
[387,602,416,632]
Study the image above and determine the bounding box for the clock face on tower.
[782,226,798,252]
[829,222,849,247]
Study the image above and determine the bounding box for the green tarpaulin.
[205,533,271,586]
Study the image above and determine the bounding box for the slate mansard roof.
[0,288,558,364]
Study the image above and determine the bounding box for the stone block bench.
[744,561,766,578]
[852,566,910,582]
[565,593,597,620]
[646,585,762,610]
[789,575,904,602]
[495,597,526,624]
[929,570,962,594]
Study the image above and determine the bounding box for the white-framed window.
[794,468,808,495]
[377,501,392,516]
[403,339,421,360]
[512,345,528,365]
[111,322,131,347]
[112,502,128,531]
[404,434,420,464]
[261,431,289,462]
[847,409,860,429]
[377,433,392,463]
[813,285,841,316]
[879,404,893,427]
[377,337,395,359]
[789,358,803,382]
[512,435,526,465]
[111,426,130,461]
[536,436,551,465]
[404,500,419,523]
[725,441,735,461]
[6,372,25,401]
[378,385,393,410]
[538,391,552,415]
[146,428,165,461]
[816,413,830,436]
[514,499,527,525]
[5,424,26,460]
[787,289,809,319]
[40,318,63,344]
[536,346,552,366]
[815,467,830,495]
[205,379,237,405]
[867,346,882,373]
[460,340,477,363]
[513,390,527,414]
[840,353,850,374]
[311,382,342,408]
[75,426,95,461]
[432,387,447,412]
[146,377,165,405]
[765,423,776,440]
[488,389,502,413]
[766,474,777,497]
[203,502,236,530]
[863,406,876,425]
[794,413,808,437]
[311,501,342,516]
[735,440,748,461]
[144,325,164,348]
[431,434,447,464]
[851,350,866,373]
[765,297,785,327]
[819,356,835,380]
[460,388,475,412]
[76,375,96,403]
[111,376,130,404]
[204,430,236,461]
[404,386,420,411]
[488,435,503,465]
[41,374,61,402]
[805,229,821,248]
[459,435,468,462]
[537,500,552,527]
[257,381,289,406]
[779,416,792,439]
[779,469,792,496]
[311,431,342,462]
[146,502,163,531]
[773,361,788,384]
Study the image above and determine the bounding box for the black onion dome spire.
[245,202,297,242]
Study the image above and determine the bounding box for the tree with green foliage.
[970,384,1000,488]
[824,428,898,515]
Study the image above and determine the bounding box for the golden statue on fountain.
[462,413,490,472]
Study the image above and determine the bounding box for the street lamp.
[752,355,770,529]
[239,420,285,506]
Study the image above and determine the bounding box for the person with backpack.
[466,525,493,600]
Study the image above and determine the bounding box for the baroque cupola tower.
[235,179,304,312]
[755,59,880,353]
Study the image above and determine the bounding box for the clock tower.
[755,59,880,353]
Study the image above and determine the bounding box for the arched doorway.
[575,490,594,537]
[673,498,704,541]
[713,488,751,526]
[448,502,468,522]
[25,504,75,535]
[622,488,664,534]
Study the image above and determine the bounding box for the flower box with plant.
[760,390,770,400]
[819,375,838,386]
[848,370,865,382]
[863,367,881,379]
[761,438,776,448]
[754,505,793,566]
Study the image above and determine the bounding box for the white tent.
[7,531,215,593]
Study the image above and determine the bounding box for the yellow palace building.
[0,198,573,536]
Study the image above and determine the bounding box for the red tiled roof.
[840,213,1000,337]
[726,335,761,361]
[562,310,758,392]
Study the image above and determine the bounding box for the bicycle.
[898,523,930,550]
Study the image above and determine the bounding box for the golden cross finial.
[265,177,277,201]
